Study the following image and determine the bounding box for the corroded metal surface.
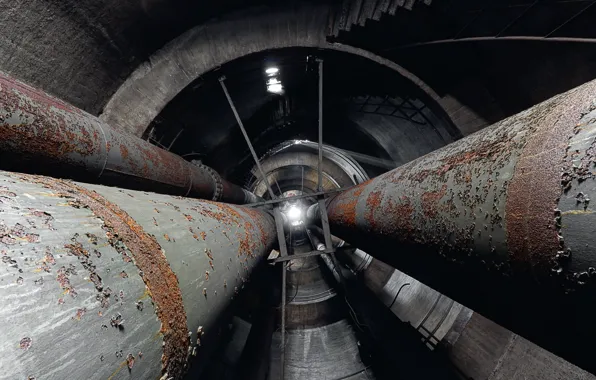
[0,71,256,204]
[0,171,275,379]
[324,79,596,372]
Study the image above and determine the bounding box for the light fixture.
[265,67,283,94]
[286,205,303,226]
[287,205,302,221]
[267,83,284,94]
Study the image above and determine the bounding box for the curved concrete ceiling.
[99,3,452,139]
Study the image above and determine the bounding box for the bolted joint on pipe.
[0,170,276,380]
[0,70,259,204]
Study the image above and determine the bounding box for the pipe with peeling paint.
[314,78,596,373]
[0,171,275,380]
[0,71,259,204]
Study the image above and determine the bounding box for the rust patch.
[25,176,189,379]
[327,186,366,227]
[421,184,448,218]
[506,83,596,273]
[205,248,214,261]
[0,73,81,115]
[19,337,32,350]
[30,210,55,230]
[191,201,272,258]
[365,190,383,229]
[0,79,98,164]
[56,265,77,298]
[409,169,432,184]
[73,307,87,320]
[119,145,129,160]
[385,196,414,236]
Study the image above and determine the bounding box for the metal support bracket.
[317,197,334,250]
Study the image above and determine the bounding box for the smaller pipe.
[0,71,258,204]
[309,226,345,249]
[306,228,327,252]
[389,35,596,51]
[246,188,346,208]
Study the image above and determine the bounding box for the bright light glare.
[267,83,284,94]
[287,206,302,221]
[267,78,281,85]
[265,67,279,75]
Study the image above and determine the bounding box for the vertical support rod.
[280,262,287,380]
[317,59,324,192]
[318,198,334,251]
[219,76,276,200]
[166,128,184,151]
[274,209,289,257]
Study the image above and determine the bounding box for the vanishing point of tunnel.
[3,1,596,379]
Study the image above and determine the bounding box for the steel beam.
[321,78,596,373]
[0,170,276,379]
[0,71,258,204]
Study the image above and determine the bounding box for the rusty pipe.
[317,78,596,373]
[0,170,276,380]
[0,71,259,204]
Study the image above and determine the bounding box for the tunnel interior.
[145,47,464,379]
[146,48,459,183]
[3,1,596,380]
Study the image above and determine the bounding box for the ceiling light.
[267,83,284,94]
[287,205,302,221]
[265,67,279,75]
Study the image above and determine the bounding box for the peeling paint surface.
[324,79,596,373]
[0,174,162,380]
[0,171,276,379]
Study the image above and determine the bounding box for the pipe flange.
[193,162,223,201]
[207,167,224,202]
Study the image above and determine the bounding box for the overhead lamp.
[267,83,284,94]
[265,67,279,75]
[286,205,304,226]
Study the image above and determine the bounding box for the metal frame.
[220,76,292,379]
[246,187,347,208]
[272,247,339,263]
[221,58,338,380]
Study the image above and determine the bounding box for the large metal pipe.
[0,71,259,204]
[317,78,596,373]
[0,170,276,379]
